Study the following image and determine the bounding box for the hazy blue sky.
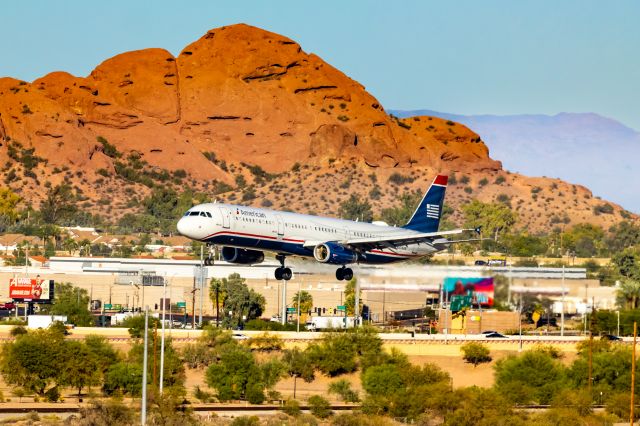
[2,0,639,130]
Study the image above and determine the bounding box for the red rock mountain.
[0,24,635,231]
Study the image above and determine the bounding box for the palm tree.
[616,279,640,309]
[209,278,227,327]
[292,291,313,321]
[63,237,78,256]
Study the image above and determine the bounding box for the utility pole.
[141,306,149,426]
[354,277,360,328]
[153,323,158,388]
[561,265,565,337]
[160,277,166,394]
[296,281,301,333]
[199,246,204,327]
[631,322,637,426]
[281,278,287,326]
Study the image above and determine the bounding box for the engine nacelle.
[313,242,357,265]
[221,247,265,264]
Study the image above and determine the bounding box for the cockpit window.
[205,212,212,218]
[189,211,200,216]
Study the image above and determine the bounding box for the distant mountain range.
[390,110,640,214]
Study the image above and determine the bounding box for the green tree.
[462,200,517,241]
[39,282,94,326]
[58,340,101,398]
[494,348,567,404]
[307,333,358,376]
[205,346,264,402]
[120,314,161,339]
[40,184,77,225]
[339,194,373,222]
[0,187,21,231]
[0,329,64,396]
[209,277,227,327]
[606,221,640,253]
[103,362,143,396]
[282,347,315,383]
[616,279,640,309]
[220,273,265,329]
[292,290,313,315]
[344,278,361,316]
[613,248,640,280]
[460,342,492,367]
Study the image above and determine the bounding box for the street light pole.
[296,280,301,333]
[159,277,167,394]
[561,265,565,337]
[141,306,149,426]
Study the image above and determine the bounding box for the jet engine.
[313,242,357,265]
[221,247,265,264]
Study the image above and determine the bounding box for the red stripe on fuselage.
[202,230,304,243]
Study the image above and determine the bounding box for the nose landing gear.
[275,254,292,281]
[336,266,353,281]
[204,244,215,266]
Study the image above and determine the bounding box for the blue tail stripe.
[403,178,447,233]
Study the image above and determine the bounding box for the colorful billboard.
[9,277,54,302]
[443,277,494,308]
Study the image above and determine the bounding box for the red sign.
[9,277,53,301]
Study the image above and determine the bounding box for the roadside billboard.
[9,277,54,303]
[443,277,494,308]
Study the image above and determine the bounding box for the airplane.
[177,174,479,281]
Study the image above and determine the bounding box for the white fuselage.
[177,203,439,264]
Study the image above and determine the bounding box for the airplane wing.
[303,228,479,251]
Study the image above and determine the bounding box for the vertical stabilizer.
[403,175,448,233]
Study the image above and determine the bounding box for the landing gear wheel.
[336,268,345,281]
[275,255,292,281]
[282,267,292,281]
[204,257,213,266]
[343,268,353,281]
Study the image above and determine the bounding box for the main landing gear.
[204,244,215,266]
[275,254,293,281]
[336,266,353,281]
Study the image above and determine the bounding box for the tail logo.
[426,204,440,219]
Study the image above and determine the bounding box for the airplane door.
[276,215,285,237]
[218,207,230,229]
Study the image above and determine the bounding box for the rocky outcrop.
[0,23,633,231]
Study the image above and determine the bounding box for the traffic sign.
[104,303,113,310]
[177,302,187,308]
[337,305,346,311]
[287,307,297,313]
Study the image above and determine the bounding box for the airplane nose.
[177,217,188,236]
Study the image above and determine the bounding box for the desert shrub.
[230,416,260,426]
[460,342,492,367]
[328,379,359,402]
[308,395,332,419]
[283,399,301,417]
[194,385,214,403]
[10,326,27,337]
[388,173,414,185]
[494,349,567,404]
[246,332,284,352]
[76,399,136,425]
